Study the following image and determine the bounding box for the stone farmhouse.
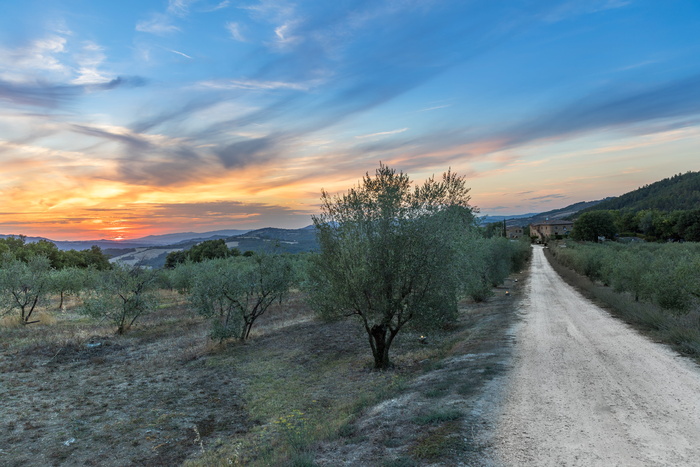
[506,226,524,239]
[530,220,574,242]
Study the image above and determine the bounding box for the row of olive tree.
[0,254,101,324]
[549,241,700,313]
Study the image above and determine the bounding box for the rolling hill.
[482,200,605,227]
[579,171,700,213]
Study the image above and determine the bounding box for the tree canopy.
[308,164,478,369]
[572,211,618,242]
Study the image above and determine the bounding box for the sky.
[1,0,699,240]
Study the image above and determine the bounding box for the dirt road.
[494,245,700,466]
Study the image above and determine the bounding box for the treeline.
[164,238,253,268]
[581,171,700,212]
[613,209,700,241]
[0,236,111,270]
[571,208,700,242]
[549,242,700,313]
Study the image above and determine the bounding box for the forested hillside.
[581,171,700,213]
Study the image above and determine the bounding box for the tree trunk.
[370,324,390,369]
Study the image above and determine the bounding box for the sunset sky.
[1,0,699,240]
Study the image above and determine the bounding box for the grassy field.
[0,276,525,466]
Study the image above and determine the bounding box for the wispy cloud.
[204,1,230,12]
[136,13,180,35]
[198,79,314,91]
[528,193,568,201]
[167,48,193,59]
[502,74,700,147]
[167,0,199,17]
[419,104,452,112]
[0,76,146,108]
[355,128,408,139]
[540,0,633,23]
[226,22,246,42]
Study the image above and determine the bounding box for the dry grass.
[0,278,525,466]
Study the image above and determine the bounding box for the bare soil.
[0,276,527,466]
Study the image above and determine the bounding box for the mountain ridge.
[578,171,700,213]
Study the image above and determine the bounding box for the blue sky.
[0,0,699,239]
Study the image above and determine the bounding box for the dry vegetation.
[0,274,525,466]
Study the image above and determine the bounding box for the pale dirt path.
[494,245,700,466]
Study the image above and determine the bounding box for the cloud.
[0,80,81,108]
[503,74,700,147]
[199,79,313,91]
[167,0,199,16]
[70,124,153,151]
[540,0,633,23]
[136,14,180,35]
[213,136,276,169]
[0,75,148,109]
[146,200,310,221]
[527,194,568,201]
[419,104,452,112]
[167,48,193,59]
[226,22,246,42]
[355,128,408,139]
[204,1,230,12]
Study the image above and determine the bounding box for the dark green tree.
[572,211,617,242]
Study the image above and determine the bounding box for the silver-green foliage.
[187,253,293,341]
[0,254,52,324]
[551,242,700,313]
[462,237,531,302]
[308,164,480,369]
[79,265,159,334]
[48,267,91,310]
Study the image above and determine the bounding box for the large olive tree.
[308,164,477,369]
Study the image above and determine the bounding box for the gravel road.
[494,245,700,466]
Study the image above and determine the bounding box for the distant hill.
[227,227,318,254]
[579,171,700,213]
[479,213,539,224]
[108,226,319,268]
[131,229,251,245]
[1,229,253,252]
[483,200,604,227]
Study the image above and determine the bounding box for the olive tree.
[189,253,293,341]
[48,267,91,310]
[79,265,159,334]
[0,254,52,324]
[308,164,477,369]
